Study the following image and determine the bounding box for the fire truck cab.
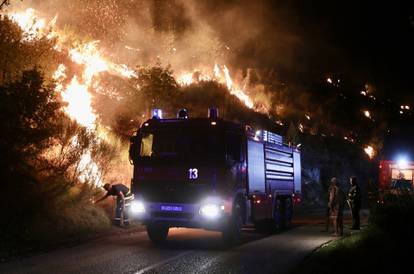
[379,159,414,198]
[128,108,301,243]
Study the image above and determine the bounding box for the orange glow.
[178,72,194,86]
[61,77,96,128]
[222,65,254,109]
[298,123,304,133]
[364,145,375,159]
[9,8,46,40]
[177,65,255,110]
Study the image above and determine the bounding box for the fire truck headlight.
[200,204,220,219]
[131,201,145,214]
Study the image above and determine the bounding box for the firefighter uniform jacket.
[348,184,361,209]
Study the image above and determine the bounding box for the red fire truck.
[128,108,301,243]
[378,158,414,200]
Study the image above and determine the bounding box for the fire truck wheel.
[222,201,243,245]
[272,197,286,231]
[284,197,293,228]
[147,224,169,244]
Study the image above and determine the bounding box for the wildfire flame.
[177,64,254,109]
[8,7,263,185]
[364,145,375,159]
[61,77,97,128]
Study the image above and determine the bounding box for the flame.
[177,65,255,109]
[363,110,371,119]
[61,77,96,128]
[223,65,254,109]
[77,151,102,186]
[8,7,263,184]
[214,64,221,78]
[178,72,194,86]
[9,8,46,39]
[69,42,109,82]
[364,145,375,159]
[7,8,134,185]
[298,123,304,133]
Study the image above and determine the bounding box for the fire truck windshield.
[136,128,224,163]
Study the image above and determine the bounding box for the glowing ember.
[326,78,333,84]
[363,110,371,119]
[364,145,375,159]
[298,123,304,133]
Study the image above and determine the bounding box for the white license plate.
[160,205,183,212]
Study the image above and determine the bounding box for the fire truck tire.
[222,201,243,245]
[272,197,286,231]
[284,197,293,228]
[147,224,169,244]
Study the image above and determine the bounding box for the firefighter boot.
[113,219,122,227]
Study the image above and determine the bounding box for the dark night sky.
[293,1,411,98]
[201,0,414,99]
[294,1,414,98]
[203,0,414,157]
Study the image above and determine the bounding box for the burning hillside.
[3,0,413,182]
[3,6,267,186]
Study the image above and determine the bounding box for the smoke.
[5,0,302,72]
[4,0,348,129]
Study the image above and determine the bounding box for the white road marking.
[134,250,193,274]
[197,255,222,273]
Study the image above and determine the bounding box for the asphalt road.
[0,220,337,274]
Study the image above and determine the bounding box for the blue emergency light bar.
[152,108,163,119]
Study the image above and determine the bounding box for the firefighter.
[347,176,361,230]
[322,181,334,232]
[96,183,133,227]
[328,177,345,236]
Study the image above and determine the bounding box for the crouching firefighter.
[96,183,134,227]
